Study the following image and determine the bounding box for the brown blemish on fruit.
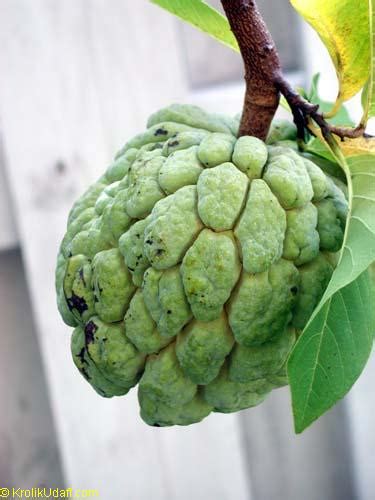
[85,320,98,344]
[67,293,88,315]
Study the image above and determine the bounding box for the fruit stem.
[221,0,282,140]
[221,0,370,142]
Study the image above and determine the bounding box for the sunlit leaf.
[361,1,375,122]
[340,135,375,155]
[290,0,370,110]
[150,0,239,51]
[305,131,375,163]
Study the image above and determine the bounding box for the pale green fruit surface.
[56,104,348,426]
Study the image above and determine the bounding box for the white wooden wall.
[0,1,251,498]
[0,139,18,251]
[0,249,64,489]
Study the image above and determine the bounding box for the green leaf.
[329,154,375,291]
[304,138,337,163]
[290,0,370,112]
[288,270,375,433]
[150,0,239,52]
[288,152,375,433]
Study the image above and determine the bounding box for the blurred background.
[0,1,374,499]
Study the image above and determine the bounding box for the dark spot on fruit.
[155,248,164,256]
[79,268,86,287]
[85,321,98,344]
[167,310,172,315]
[145,239,153,245]
[169,140,179,148]
[291,286,298,295]
[67,293,88,314]
[154,128,168,137]
[77,348,91,380]
[77,347,86,364]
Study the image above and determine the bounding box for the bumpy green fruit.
[267,118,298,145]
[56,104,348,426]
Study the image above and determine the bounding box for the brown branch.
[221,0,281,140]
[275,76,366,141]
[221,0,368,142]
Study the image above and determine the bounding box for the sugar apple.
[56,104,348,426]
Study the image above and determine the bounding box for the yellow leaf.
[290,0,370,106]
[306,121,375,158]
[340,135,375,156]
[361,0,375,122]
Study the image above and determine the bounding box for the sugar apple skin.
[56,104,348,426]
